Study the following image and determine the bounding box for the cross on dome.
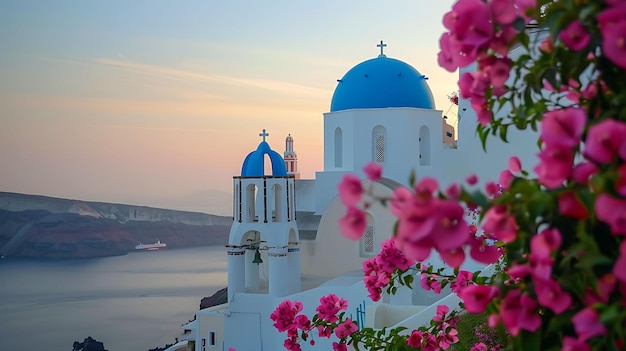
[259,129,269,142]
[377,40,387,58]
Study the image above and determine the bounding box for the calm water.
[0,246,228,351]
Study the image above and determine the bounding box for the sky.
[0,0,459,215]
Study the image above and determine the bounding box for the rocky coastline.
[0,192,231,259]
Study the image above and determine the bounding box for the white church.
[168,41,538,351]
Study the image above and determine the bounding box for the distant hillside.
[0,192,232,259]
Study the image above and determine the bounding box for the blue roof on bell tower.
[241,129,287,177]
[330,41,435,112]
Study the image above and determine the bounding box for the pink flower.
[423,333,439,351]
[534,278,572,314]
[584,119,626,164]
[585,273,616,305]
[614,241,626,284]
[415,177,439,195]
[446,183,461,199]
[499,170,514,190]
[438,33,460,72]
[573,308,607,341]
[471,342,488,351]
[509,156,522,173]
[316,294,348,323]
[469,236,503,264]
[540,108,587,148]
[466,174,479,185]
[390,187,412,217]
[283,336,302,351]
[558,191,589,219]
[500,290,542,337]
[485,181,500,197]
[440,247,466,268]
[420,273,442,294]
[337,174,363,206]
[363,162,382,182]
[332,342,347,351]
[270,300,303,332]
[460,285,499,313]
[440,0,494,69]
[482,205,518,243]
[617,164,626,197]
[528,228,561,281]
[317,325,332,338]
[393,236,433,263]
[431,199,471,251]
[334,318,358,338]
[376,240,412,272]
[514,0,536,21]
[294,315,311,330]
[571,162,598,184]
[338,206,367,240]
[479,55,512,90]
[433,304,449,322]
[439,327,459,349]
[595,194,626,236]
[601,18,626,69]
[560,20,590,51]
[489,0,517,25]
[407,330,425,348]
[561,336,591,351]
[538,37,554,53]
[534,144,574,189]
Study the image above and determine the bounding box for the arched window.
[245,184,257,222]
[372,126,386,164]
[272,184,282,222]
[334,127,343,167]
[419,125,431,166]
[360,214,375,257]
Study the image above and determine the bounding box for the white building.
[179,42,538,351]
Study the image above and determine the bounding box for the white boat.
[135,240,167,251]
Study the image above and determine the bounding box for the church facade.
[174,42,538,351]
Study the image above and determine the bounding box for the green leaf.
[408,170,416,188]
[403,274,414,287]
[514,329,541,351]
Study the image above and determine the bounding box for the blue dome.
[330,56,435,112]
[241,141,287,177]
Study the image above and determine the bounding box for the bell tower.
[227,129,300,301]
[283,134,300,179]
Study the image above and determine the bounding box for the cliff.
[0,192,232,259]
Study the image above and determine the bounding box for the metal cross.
[259,129,269,142]
[377,40,387,57]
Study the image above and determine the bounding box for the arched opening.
[360,213,375,257]
[419,125,431,166]
[242,230,265,292]
[272,183,283,222]
[245,184,257,222]
[234,182,240,222]
[372,125,386,164]
[334,127,343,167]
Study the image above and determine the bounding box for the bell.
[252,249,263,264]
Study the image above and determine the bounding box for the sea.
[0,245,228,351]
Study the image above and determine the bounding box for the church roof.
[330,50,435,112]
[241,140,287,177]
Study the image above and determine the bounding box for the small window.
[208,331,216,347]
[334,127,343,167]
[372,126,387,164]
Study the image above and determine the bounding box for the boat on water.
[135,240,167,251]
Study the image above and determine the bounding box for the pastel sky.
[0,0,458,215]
